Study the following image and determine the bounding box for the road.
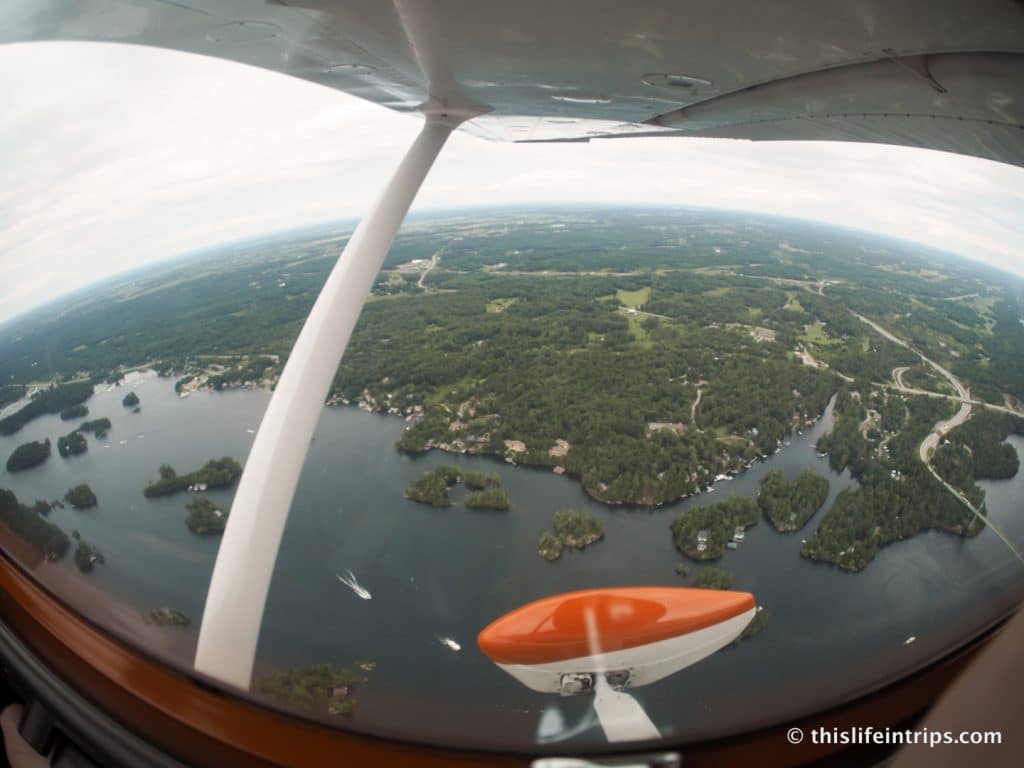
[850,311,1024,563]
[850,311,974,464]
[417,252,440,289]
[795,344,854,382]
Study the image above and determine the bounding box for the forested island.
[58,431,88,457]
[185,497,228,534]
[122,392,140,408]
[404,465,461,506]
[74,538,104,573]
[403,465,511,509]
[758,469,829,532]
[0,381,93,436]
[143,457,242,498]
[253,661,375,716]
[538,508,604,560]
[678,565,769,644]
[0,488,69,561]
[693,565,733,589]
[671,496,758,560]
[64,484,97,509]
[76,417,111,438]
[6,439,51,473]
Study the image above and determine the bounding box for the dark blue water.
[1,375,1021,751]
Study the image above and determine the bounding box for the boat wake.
[337,570,371,600]
[437,635,461,652]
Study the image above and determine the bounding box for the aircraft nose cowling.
[477,586,755,665]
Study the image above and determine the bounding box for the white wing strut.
[592,678,662,744]
[194,114,459,688]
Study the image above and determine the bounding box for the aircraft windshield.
[1,44,1023,754]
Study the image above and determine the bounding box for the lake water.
[1,372,1022,751]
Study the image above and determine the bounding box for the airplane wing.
[2,0,1022,163]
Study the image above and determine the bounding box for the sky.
[1,41,1023,322]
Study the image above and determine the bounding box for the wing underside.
[2,0,1022,163]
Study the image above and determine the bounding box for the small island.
[6,439,51,473]
[74,538,105,573]
[537,508,604,560]
[64,484,98,509]
[146,607,191,626]
[404,465,512,509]
[122,392,140,408]
[253,662,375,716]
[185,497,228,534]
[686,565,769,644]
[76,417,111,438]
[758,469,829,532]
[0,488,69,561]
[144,457,242,498]
[693,565,733,590]
[736,606,769,644]
[58,431,88,457]
[403,464,461,506]
[670,495,758,560]
[60,403,89,421]
[460,470,510,509]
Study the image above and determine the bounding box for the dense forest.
[758,469,830,532]
[0,208,1019,572]
[933,411,1024,500]
[403,465,461,507]
[6,439,51,473]
[74,538,104,573]
[464,486,510,511]
[185,497,229,534]
[0,385,25,409]
[60,404,89,421]
[64,484,97,509]
[346,271,839,505]
[143,457,242,498]
[538,508,604,560]
[0,488,69,560]
[58,431,88,457]
[76,417,111,438]
[0,382,93,436]
[670,496,758,560]
[804,390,976,571]
[693,565,733,589]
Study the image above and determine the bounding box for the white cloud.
[1,40,1023,321]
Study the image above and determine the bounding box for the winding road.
[850,311,973,464]
[852,312,1024,564]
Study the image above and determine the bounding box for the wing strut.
[194,112,463,688]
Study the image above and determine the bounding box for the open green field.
[616,287,651,308]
